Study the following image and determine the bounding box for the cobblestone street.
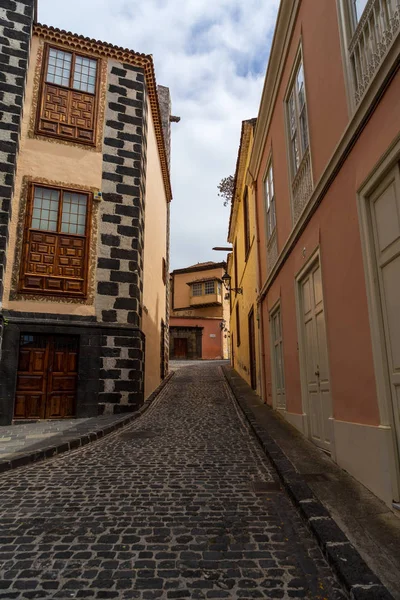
[0,363,346,599]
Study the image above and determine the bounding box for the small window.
[37,45,99,145]
[287,59,309,177]
[217,281,222,294]
[19,184,90,297]
[204,281,215,295]
[192,282,203,296]
[265,162,276,238]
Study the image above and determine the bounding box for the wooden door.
[14,335,49,419]
[271,307,286,410]
[46,336,78,418]
[300,261,332,452]
[174,338,188,359]
[248,308,257,390]
[15,335,78,419]
[370,166,400,467]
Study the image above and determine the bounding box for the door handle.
[315,368,320,377]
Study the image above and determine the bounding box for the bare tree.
[217,175,235,207]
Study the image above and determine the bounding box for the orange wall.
[256,0,400,427]
[170,317,224,359]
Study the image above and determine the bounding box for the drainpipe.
[251,176,267,404]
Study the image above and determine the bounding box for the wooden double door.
[15,334,79,419]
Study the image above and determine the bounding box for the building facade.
[169,262,229,360]
[0,7,172,423]
[228,119,260,392]
[240,0,400,507]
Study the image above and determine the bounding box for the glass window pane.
[355,0,368,21]
[297,63,305,108]
[46,48,72,87]
[32,186,60,231]
[73,55,97,94]
[192,282,203,296]
[204,281,215,295]
[61,192,87,235]
[300,110,309,154]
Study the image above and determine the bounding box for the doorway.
[369,165,400,480]
[248,308,257,390]
[14,334,79,419]
[297,255,332,452]
[174,338,188,359]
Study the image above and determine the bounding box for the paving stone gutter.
[0,371,175,474]
[222,365,395,600]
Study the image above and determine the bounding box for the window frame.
[192,282,203,296]
[19,182,93,298]
[285,53,310,180]
[35,43,101,147]
[264,159,276,239]
[204,280,215,295]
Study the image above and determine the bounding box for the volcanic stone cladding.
[96,59,149,415]
[0,0,36,358]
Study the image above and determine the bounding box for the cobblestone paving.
[0,363,346,599]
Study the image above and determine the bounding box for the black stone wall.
[0,0,35,357]
[97,59,148,414]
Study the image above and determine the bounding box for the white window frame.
[286,53,310,180]
[264,160,276,239]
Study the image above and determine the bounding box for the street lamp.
[222,271,242,295]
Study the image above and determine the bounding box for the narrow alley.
[0,362,346,599]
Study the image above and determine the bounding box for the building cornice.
[33,23,173,202]
[249,0,300,180]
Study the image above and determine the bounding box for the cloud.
[38,0,279,269]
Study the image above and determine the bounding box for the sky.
[38,0,280,270]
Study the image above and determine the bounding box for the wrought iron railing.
[349,0,400,104]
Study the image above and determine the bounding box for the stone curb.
[0,371,175,475]
[222,366,394,600]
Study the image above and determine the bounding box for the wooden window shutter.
[19,183,91,298]
[36,45,99,146]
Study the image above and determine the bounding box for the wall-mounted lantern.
[222,271,243,295]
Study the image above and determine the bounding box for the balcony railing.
[292,147,313,223]
[349,0,400,105]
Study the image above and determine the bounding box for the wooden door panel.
[301,266,331,452]
[174,338,188,359]
[15,334,78,420]
[46,337,78,418]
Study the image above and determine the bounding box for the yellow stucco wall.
[229,125,260,391]
[142,98,168,399]
[2,36,103,316]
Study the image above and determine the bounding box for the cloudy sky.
[39,0,279,270]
